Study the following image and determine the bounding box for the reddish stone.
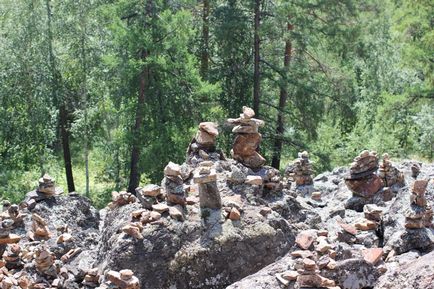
[412,180,428,196]
[295,230,317,250]
[363,248,383,265]
[345,174,384,198]
[232,133,262,157]
[338,221,357,236]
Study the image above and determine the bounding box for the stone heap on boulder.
[378,153,405,188]
[345,150,385,210]
[108,191,137,209]
[24,174,63,209]
[187,122,224,164]
[105,269,140,289]
[193,161,221,210]
[405,180,431,229]
[285,151,314,186]
[227,106,266,169]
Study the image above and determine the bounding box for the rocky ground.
[0,111,433,289]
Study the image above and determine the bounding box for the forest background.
[0,0,432,207]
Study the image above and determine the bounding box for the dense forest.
[0,0,432,207]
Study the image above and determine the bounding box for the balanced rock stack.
[296,258,335,288]
[285,151,313,186]
[106,269,140,289]
[109,191,137,209]
[193,161,221,209]
[34,245,56,277]
[29,213,51,240]
[405,180,430,229]
[227,106,266,169]
[345,150,384,199]
[187,122,220,163]
[37,174,57,195]
[82,268,100,287]
[378,153,404,187]
[163,162,186,206]
[2,244,23,270]
[0,218,20,245]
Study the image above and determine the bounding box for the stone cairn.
[193,161,221,210]
[187,122,223,164]
[82,268,100,287]
[345,150,384,209]
[227,106,266,169]
[29,213,51,241]
[34,244,57,277]
[108,191,136,209]
[105,269,140,289]
[24,174,62,209]
[38,174,56,195]
[2,244,23,270]
[0,218,19,245]
[378,153,404,187]
[405,180,432,229]
[285,151,313,186]
[163,162,186,206]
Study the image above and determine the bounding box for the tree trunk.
[60,104,75,192]
[127,53,148,193]
[45,0,75,192]
[253,0,261,115]
[200,0,209,78]
[271,22,293,170]
[80,1,89,197]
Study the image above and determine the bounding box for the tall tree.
[200,0,210,79]
[252,0,261,115]
[271,20,293,169]
[127,0,152,193]
[45,0,75,192]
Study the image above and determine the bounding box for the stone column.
[194,162,221,209]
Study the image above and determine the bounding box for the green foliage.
[0,0,432,206]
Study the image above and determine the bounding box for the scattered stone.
[363,248,383,265]
[354,218,377,231]
[228,207,241,221]
[152,203,169,213]
[169,205,184,221]
[281,270,299,281]
[295,230,317,250]
[291,250,314,259]
[245,175,263,186]
[164,162,181,177]
[364,204,383,221]
[122,223,143,239]
[311,191,321,201]
[259,207,272,216]
[138,184,161,197]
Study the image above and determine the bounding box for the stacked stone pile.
[193,161,221,210]
[105,269,140,289]
[29,213,51,241]
[108,191,136,209]
[82,268,100,287]
[187,122,223,164]
[228,106,266,169]
[378,153,405,187]
[162,162,186,206]
[285,151,313,186]
[2,244,23,270]
[405,179,431,229]
[34,245,56,277]
[345,150,383,198]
